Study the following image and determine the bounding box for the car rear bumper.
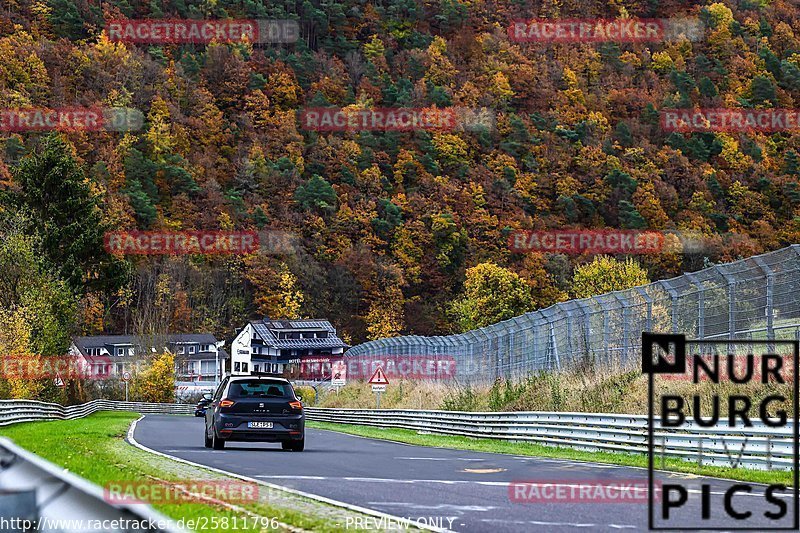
[213,413,304,442]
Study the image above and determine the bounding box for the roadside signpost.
[121,371,131,401]
[368,367,389,408]
[331,360,347,389]
[53,372,65,388]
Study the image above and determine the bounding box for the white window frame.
[200,360,215,375]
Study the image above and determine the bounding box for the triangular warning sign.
[53,372,65,388]
[368,366,389,385]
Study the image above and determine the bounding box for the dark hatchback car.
[204,376,305,451]
[194,394,213,417]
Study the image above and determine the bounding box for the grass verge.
[0,412,408,532]
[307,420,794,486]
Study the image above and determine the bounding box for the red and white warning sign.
[53,372,65,388]
[369,366,389,392]
[368,367,389,385]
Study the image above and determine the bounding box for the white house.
[230,318,348,378]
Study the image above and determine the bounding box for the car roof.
[228,376,290,383]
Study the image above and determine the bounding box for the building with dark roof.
[230,318,349,377]
[70,334,227,391]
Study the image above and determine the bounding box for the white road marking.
[255,475,328,480]
[481,518,637,529]
[254,475,510,486]
[394,457,485,461]
[163,448,216,452]
[255,476,796,500]
[370,502,496,512]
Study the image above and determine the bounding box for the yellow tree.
[145,96,175,159]
[449,262,535,332]
[131,353,175,403]
[633,181,670,229]
[0,307,44,399]
[391,223,425,285]
[570,256,650,299]
[486,71,515,107]
[365,286,405,340]
[425,36,457,87]
[248,260,304,319]
[275,264,304,319]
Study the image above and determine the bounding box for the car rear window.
[228,380,294,398]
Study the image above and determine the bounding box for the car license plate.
[248,421,273,429]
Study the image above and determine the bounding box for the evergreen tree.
[750,75,777,107]
[295,174,337,213]
[605,169,638,197]
[614,122,633,147]
[698,77,718,99]
[780,61,800,92]
[6,134,128,294]
[785,150,800,176]
[372,200,403,240]
[48,0,87,39]
[618,200,648,229]
[123,179,158,227]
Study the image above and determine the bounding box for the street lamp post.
[214,340,225,386]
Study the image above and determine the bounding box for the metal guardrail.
[305,408,794,471]
[0,437,182,532]
[0,399,194,427]
[0,400,189,532]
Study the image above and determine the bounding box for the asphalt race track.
[133,415,796,532]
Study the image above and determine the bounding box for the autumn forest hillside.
[2,0,800,353]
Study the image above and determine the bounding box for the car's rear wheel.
[212,429,225,450]
[204,428,212,448]
[282,438,304,452]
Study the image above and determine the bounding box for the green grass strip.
[0,412,382,532]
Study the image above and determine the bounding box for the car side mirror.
[296,394,303,402]
[203,393,212,400]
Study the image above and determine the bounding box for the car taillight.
[219,399,235,408]
[289,401,303,410]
